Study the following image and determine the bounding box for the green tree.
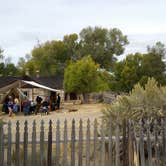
[64,56,109,101]
[79,26,129,69]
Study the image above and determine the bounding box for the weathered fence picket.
[7,121,12,166]
[23,120,28,166]
[108,118,112,166]
[0,118,166,165]
[78,119,83,166]
[0,121,4,166]
[63,119,68,166]
[94,119,98,166]
[40,120,45,166]
[86,119,90,166]
[47,120,52,166]
[31,120,36,166]
[15,121,20,166]
[71,119,75,166]
[55,119,60,166]
[101,118,105,166]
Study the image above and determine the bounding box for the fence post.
[78,119,83,166]
[63,119,68,166]
[108,118,112,166]
[161,119,166,165]
[139,120,145,166]
[31,120,36,166]
[94,119,98,166]
[86,119,90,166]
[154,119,160,166]
[146,119,152,166]
[71,119,75,166]
[101,118,105,166]
[128,120,134,166]
[15,121,20,166]
[55,119,60,166]
[7,121,12,166]
[122,119,128,166]
[0,120,4,166]
[40,120,45,166]
[23,120,28,166]
[115,120,120,166]
[47,120,52,166]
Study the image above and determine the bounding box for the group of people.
[2,93,61,116]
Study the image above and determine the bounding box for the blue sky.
[0,0,166,63]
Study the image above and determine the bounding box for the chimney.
[36,70,40,78]
[25,68,29,76]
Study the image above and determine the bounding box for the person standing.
[56,93,61,110]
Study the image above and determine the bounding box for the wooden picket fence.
[0,118,166,166]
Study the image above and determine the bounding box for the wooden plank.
[78,119,83,166]
[15,121,20,166]
[139,120,145,166]
[86,119,90,166]
[31,120,36,166]
[154,120,160,166]
[161,119,166,165]
[71,119,76,166]
[122,119,127,166]
[7,121,12,166]
[108,118,112,166]
[94,119,98,166]
[146,119,152,166]
[115,120,120,166]
[101,118,105,166]
[0,121,4,166]
[55,120,60,166]
[63,119,68,166]
[23,120,28,166]
[40,120,45,166]
[47,120,52,166]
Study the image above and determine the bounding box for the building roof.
[0,75,64,90]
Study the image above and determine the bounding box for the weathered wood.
[94,119,98,166]
[0,121,4,166]
[161,119,166,165]
[115,120,120,166]
[86,119,90,166]
[15,121,20,166]
[101,118,105,166]
[47,120,52,166]
[122,119,127,166]
[139,120,145,166]
[7,121,12,166]
[31,120,36,166]
[108,118,112,166]
[78,119,83,166]
[146,119,152,166]
[40,120,45,166]
[154,120,159,166]
[132,121,139,166]
[23,120,28,166]
[71,119,76,166]
[55,120,60,166]
[128,120,134,166]
[63,119,68,166]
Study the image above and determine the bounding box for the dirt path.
[1,103,106,141]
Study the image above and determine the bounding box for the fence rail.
[0,118,166,166]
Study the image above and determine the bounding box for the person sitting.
[22,98,30,115]
[13,97,19,114]
[7,96,14,117]
[41,97,49,115]
[35,96,43,115]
